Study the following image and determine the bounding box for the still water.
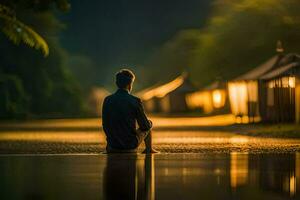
[0,153,299,200]
[1,117,300,199]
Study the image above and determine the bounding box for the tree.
[146,0,300,87]
[189,0,300,85]
[0,0,85,119]
[143,30,201,87]
[0,0,70,56]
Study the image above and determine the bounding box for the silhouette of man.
[102,69,158,153]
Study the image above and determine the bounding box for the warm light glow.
[290,175,296,197]
[0,115,236,131]
[296,153,300,195]
[268,81,275,88]
[0,131,104,143]
[268,76,296,88]
[228,82,248,116]
[228,81,258,118]
[186,91,213,113]
[212,90,222,107]
[282,77,290,88]
[289,77,296,88]
[144,99,155,111]
[151,114,235,127]
[160,95,170,113]
[247,81,258,102]
[138,76,184,100]
[212,89,226,108]
[152,129,252,146]
[230,152,248,189]
[186,89,226,113]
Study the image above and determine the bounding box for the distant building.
[228,51,300,123]
[186,81,229,114]
[259,54,300,123]
[87,87,110,116]
[136,73,197,113]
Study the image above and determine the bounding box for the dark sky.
[60,0,212,85]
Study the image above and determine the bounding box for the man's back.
[102,89,152,150]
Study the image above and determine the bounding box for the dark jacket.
[102,89,152,149]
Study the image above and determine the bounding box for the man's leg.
[143,131,159,154]
[144,131,152,151]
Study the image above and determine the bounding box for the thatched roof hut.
[259,54,300,123]
[228,53,300,123]
[136,73,197,113]
[186,81,229,114]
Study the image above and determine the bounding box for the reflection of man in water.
[103,154,155,200]
[102,69,158,153]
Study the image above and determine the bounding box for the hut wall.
[228,82,248,116]
[258,81,268,122]
[144,98,163,113]
[186,91,213,113]
[169,92,189,113]
[246,81,259,120]
[264,77,296,122]
[143,99,155,113]
[186,89,228,114]
[160,95,171,113]
[228,81,260,121]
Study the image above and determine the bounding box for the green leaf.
[0,4,49,57]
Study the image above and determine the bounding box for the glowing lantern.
[212,89,226,108]
[288,77,296,88]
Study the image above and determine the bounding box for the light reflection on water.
[0,153,299,200]
[0,114,235,129]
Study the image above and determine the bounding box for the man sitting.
[102,69,158,153]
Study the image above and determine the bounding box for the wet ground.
[0,116,300,199]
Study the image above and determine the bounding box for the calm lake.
[0,153,299,200]
[0,117,300,199]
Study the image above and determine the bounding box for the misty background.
[1,0,300,118]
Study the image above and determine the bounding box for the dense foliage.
[0,0,85,119]
[145,0,300,87]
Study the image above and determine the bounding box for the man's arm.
[102,97,108,128]
[136,99,152,131]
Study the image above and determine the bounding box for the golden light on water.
[0,115,236,143]
[151,114,235,127]
[290,175,296,197]
[230,152,249,189]
[0,131,104,143]
[153,133,249,144]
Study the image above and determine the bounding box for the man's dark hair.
[115,69,135,89]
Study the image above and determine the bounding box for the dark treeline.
[144,0,300,87]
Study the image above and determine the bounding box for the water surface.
[0,153,299,200]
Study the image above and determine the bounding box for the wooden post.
[295,76,300,124]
